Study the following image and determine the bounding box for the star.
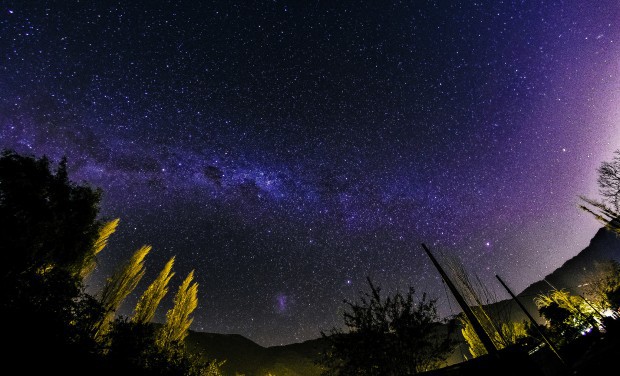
[0,0,617,347]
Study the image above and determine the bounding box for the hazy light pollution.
[1,1,619,346]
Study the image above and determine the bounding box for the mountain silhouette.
[186,331,327,376]
[186,227,620,375]
[519,226,620,299]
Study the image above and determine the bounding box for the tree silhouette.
[583,260,620,312]
[597,149,620,211]
[580,149,620,235]
[107,317,223,376]
[320,278,454,375]
[0,150,101,280]
[0,150,222,375]
[0,151,106,373]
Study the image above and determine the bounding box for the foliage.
[535,290,592,323]
[0,150,101,279]
[458,312,529,358]
[97,245,151,338]
[597,149,620,211]
[441,253,531,358]
[0,151,106,373]
[500,320,528,346]
[320,278,454,376]
[579,149,620,234]
[107,319,224,376]
[583,260,620,312]
[158,270,199,347]
[534,289,602,344]
[458,314,488,359]
[133,256,176,324]
[0,150,222,375]
[3,252,107,373]
[82,218,120,278]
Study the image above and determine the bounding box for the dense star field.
[1,1,618,346]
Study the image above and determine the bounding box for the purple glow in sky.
[1,1,619,346]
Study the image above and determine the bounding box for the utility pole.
[421,243,498,357]
[495,274,566,366]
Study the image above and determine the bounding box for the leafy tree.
[97,245,151,338]
[0,150,101,280]
[5,267,108,374]
[0,150,224,375]
[458,313,529,358]
[158,270,199,347]
[106,319,158,370]
[583,260,620,312]
[597,149,620,211]
[0,151,108,373]
[534,289,601,345]
[458,314,489,359]
[320,278,454,376]
[133,256,176,324]
[82,218,120,278]
[580,149,620,235]
[499,321,528,346]
[107,318,224,376]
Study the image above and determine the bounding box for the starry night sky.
[1,1,619,346]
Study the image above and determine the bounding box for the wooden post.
[421,243,498,356]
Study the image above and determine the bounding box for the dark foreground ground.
[421,318,620,376]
